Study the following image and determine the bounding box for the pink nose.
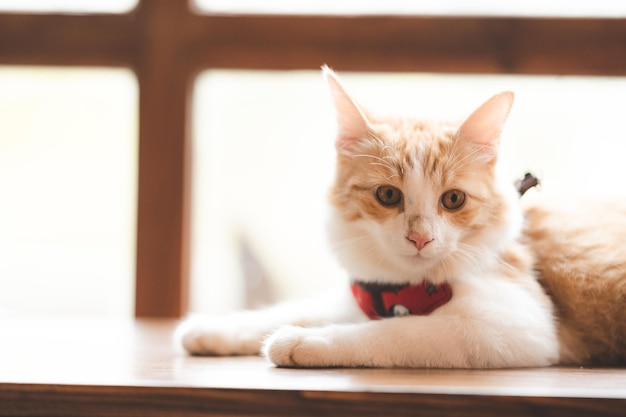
[408,232,433,250]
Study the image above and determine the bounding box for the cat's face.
[323,67,521,284]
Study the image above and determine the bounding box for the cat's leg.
[263,285,560,368]
[176,285,365,356]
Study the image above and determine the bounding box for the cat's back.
[523,197,626,365]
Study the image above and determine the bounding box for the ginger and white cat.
[177,67,625,368]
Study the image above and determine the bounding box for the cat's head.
[323,66,522,285]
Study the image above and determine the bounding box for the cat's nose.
[408,232,433,250]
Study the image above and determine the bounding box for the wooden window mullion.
[133,1,192,318]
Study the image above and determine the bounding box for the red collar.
[350,280,452,319]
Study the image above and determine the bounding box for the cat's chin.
[341,234,502,286]
[341,251,451,286]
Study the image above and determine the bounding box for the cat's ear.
[456,91,514,157]
[322,65,371,155]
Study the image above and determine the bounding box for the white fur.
[177,286,366,356]
[263,276,559,368]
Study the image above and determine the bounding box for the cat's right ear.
[322,65,371,155]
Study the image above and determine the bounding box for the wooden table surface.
[1,317,624,416]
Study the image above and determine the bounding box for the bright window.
[0,0,137,13]
[0,67,138,316]
[194,0,626,17]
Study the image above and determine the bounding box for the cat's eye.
[441,189,466,211]
[375,186,403,207]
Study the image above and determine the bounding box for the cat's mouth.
[402,243,447,267]
[405,249,435,263]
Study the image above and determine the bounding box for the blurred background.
[1,1,625,317]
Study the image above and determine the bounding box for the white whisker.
[352,153,399,177]
[445,145,490,174]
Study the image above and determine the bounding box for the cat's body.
[524,198,626,365]
[177,67,625,368]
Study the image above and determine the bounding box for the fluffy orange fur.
[330,118,506,230]
[524,198,626,365]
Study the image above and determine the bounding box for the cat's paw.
[262,325,336,367]
[175,315,265,356]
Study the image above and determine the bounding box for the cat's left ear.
[456,91,514,158]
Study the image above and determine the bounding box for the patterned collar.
[350,280,452,319]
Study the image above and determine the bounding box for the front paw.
[262,326,335,367]
[175,315,264,356]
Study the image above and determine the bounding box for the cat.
[177,66,625,368]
